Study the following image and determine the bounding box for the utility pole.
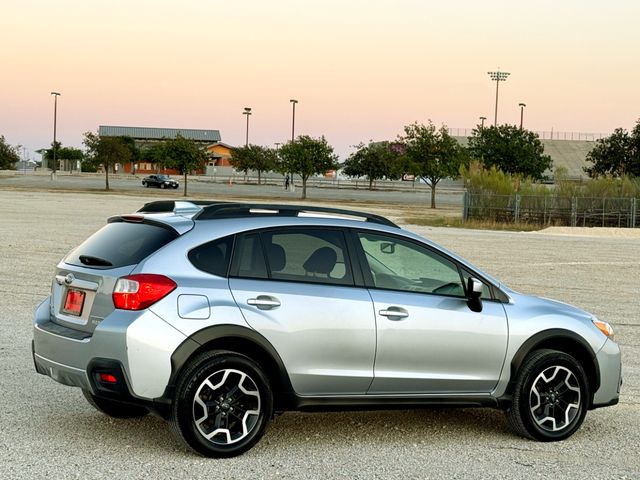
[243,107,252,146]
[51,91,61,178]
[519,103,526,129]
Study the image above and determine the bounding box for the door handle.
[378,306,409,319]
[247,295,281,310]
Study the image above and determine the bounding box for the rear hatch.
[50,219,180,335]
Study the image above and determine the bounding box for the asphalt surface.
[0,189,638,479]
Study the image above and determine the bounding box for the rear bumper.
[33,340,92,390]
[591,338,622,409]
[33,296,187,402]
[33,297,131,390]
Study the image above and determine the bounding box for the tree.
[584,121,640,178]
[116,136,140,174]
[83,132,131,191]
[0,136,20,170]
[230,144,278,184]
[156,134,207,196]
[400,122,467,208]
[467,124,552,179]
[342,141,401,189]
[44,143,84,171]
[278,135,339,199]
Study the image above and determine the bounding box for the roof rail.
[193,203,398,227]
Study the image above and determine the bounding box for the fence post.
[514,194,520,224]
[632,198,637,228]
[571,197,577,227]
[462,192,469,222]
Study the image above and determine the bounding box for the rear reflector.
[113,274,176,310]
[98,373,118,384]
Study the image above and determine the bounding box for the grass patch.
[404,216,542,231]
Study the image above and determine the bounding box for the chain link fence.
[463,193,639,228]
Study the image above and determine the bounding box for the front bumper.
[591,338,622,408]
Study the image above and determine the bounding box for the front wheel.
[82,390,148,418]
[170,351,273,458]
[506,349,589,441]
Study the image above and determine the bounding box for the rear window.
[65,222,178,269]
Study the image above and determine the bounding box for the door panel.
[229,278,376,395]
[367,287,508,394]
[353,230,508,395]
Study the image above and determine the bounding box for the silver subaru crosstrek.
[33,201,622,457]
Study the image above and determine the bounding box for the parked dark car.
[142,174,179,189]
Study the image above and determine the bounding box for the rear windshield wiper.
[79,255,113,267]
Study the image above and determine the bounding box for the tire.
[161,183,166,189]
[506,349,589,441]
[142,181,147,187]
[82,390,149,418]
[170,351,273,458]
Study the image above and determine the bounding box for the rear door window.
[65,221,178,269]
[230,228,354,286]
[262,228,354,286]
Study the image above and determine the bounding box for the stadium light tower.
[519,103,527,129]
[479,116,487,130]
[487,70,510,126]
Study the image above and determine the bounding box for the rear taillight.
[112,274,176,310]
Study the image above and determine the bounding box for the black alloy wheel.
[506,349,589,441]
[170,351,273,458]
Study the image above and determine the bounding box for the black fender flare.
[506,328,601,404]
[156,324,294,411]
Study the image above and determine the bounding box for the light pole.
[289,99,298,141]
[487,70,510,126]
[243,107,252,146]
[51,91,61,177]
[479,116,487,130]
[519,103,526,129]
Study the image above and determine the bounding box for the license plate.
[62,289,85,316]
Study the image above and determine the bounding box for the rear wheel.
[82,390,148,418]
[506,349,589,441]
[170,351,273,458]
[161,183,166,189]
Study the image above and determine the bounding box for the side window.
[234,232,268,279]
[188,235,233,277]
[357,232,465,297]
[262,229,353,286]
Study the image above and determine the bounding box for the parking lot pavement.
[1,190,638,479]
[0,171,466,206]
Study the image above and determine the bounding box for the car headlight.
[592,318,614,340]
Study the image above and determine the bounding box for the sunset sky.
[2,0,639,160]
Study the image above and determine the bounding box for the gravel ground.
[0,190,638,479]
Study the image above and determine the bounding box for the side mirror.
[466,277,483,313]
[380,242,395,254]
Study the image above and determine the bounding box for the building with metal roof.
[98,125,221,143]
